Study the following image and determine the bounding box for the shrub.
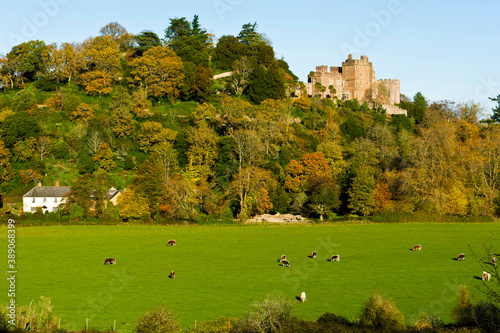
[451,285,476,327]
[186,316,238,333]
[412,312,444,332]
[474,301,500,333]
[15,296,59,332]
[12,89,36,111]
[136,307,181,333]
[317,312,353,328]
[359,294,406,331]
[243,296,298,333]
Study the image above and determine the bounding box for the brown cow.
[482,271,492,281]
[278,254,286,263]
[282,260,291,267]
[457,253,466,261]
[169,270,175,279]
[166,240,176,247]
[311,251,317,258]
[329,255,340,262]
[103,258,116,265]
[412,244,422,251]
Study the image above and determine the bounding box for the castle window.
[360,72,363,78]
[337,80,341,85]
[355,91,359,98]
[329,79,333,85]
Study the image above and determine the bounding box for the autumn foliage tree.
[129,46,184,101]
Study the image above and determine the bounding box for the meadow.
[1,222,499,332]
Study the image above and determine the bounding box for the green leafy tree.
[193,65,213,103]
[348,168,376,216]
[1,112,41,148]
[136,306,181,333]
[212,35,249,71]
[133,31,162,56]
[489,94,500,123]
[63,174,94,216]
[6,40,47,86]
[12,89,36,111]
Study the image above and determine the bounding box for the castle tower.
[342,54,375,101]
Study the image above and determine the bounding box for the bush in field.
[473,301,500,333]
[15,296,59,332]
[451,285,476,327]
[317,312,353,330]
[136,307,181,333]
[242,296,298,333]
[412,312,444,331]
[359,294,405,331]
[186,316,238,332]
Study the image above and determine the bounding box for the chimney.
[56,180,59,187]
[37,181,42,187]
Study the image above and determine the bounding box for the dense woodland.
[1,17,500,223]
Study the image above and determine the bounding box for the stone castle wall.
[307,54,404,115]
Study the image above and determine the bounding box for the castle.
[306,54,406,115]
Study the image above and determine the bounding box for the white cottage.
[23,181,70,213]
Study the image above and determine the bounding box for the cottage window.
[43,198,47,203]
[32,198,35,203]
[31,207,36,212]
[53,207,58,212]
[54,198,57,203]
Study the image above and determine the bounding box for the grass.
[1,223,499,332]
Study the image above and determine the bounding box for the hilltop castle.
[306,54,405,115]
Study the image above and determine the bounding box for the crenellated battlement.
[305,54,401,112]
[378,79,400,84]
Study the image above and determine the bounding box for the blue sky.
[2,0,499,112]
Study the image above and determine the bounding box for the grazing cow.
[103,258,116,265]
[169,270,175,279]
[278,254,286,263]
[166,240,176,247]
[329,255,340,262]
[300,292,306,302]
[413,244,422,251]
[282,259,290,267]
[457,253,466,261]
[482,271,492,281]
[493,257,497,266]
[311,251,317,258]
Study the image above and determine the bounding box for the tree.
[164,15,211,66]
[78,36,121,76]
[129,46,184,101]
[63,174,94,215]
[489,94,500,123]
[138,121,177,152]
[231,129,264,173]
[186,121,219,178]
[237,22,267,49]
[457,100,485,124]
[80,70,113,97]
[285,152,332,193]
[228,166,276,217]
[0,140,14,188]
[348,167,376,216]
[99,22,133,51]
[36,136,52,161]
[212,35,249,71]
[151,142,178,184]
[133,31,162,57]
[41,43,77,84]
[6,40,46,87]
[12,89,36,111]
[117,187,151,221]
[308,176,340,221]
[1,112,41,148]
[70,103,95,123]
[193,65,213,103]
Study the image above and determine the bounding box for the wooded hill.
[1,17,500,222]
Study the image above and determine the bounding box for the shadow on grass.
[473,275,483,280]
[295,296,303,302]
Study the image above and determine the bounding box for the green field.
[2,223,500,332]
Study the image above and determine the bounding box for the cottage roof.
[23,186,71,198]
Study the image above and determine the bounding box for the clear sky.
[2,0,499,112]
